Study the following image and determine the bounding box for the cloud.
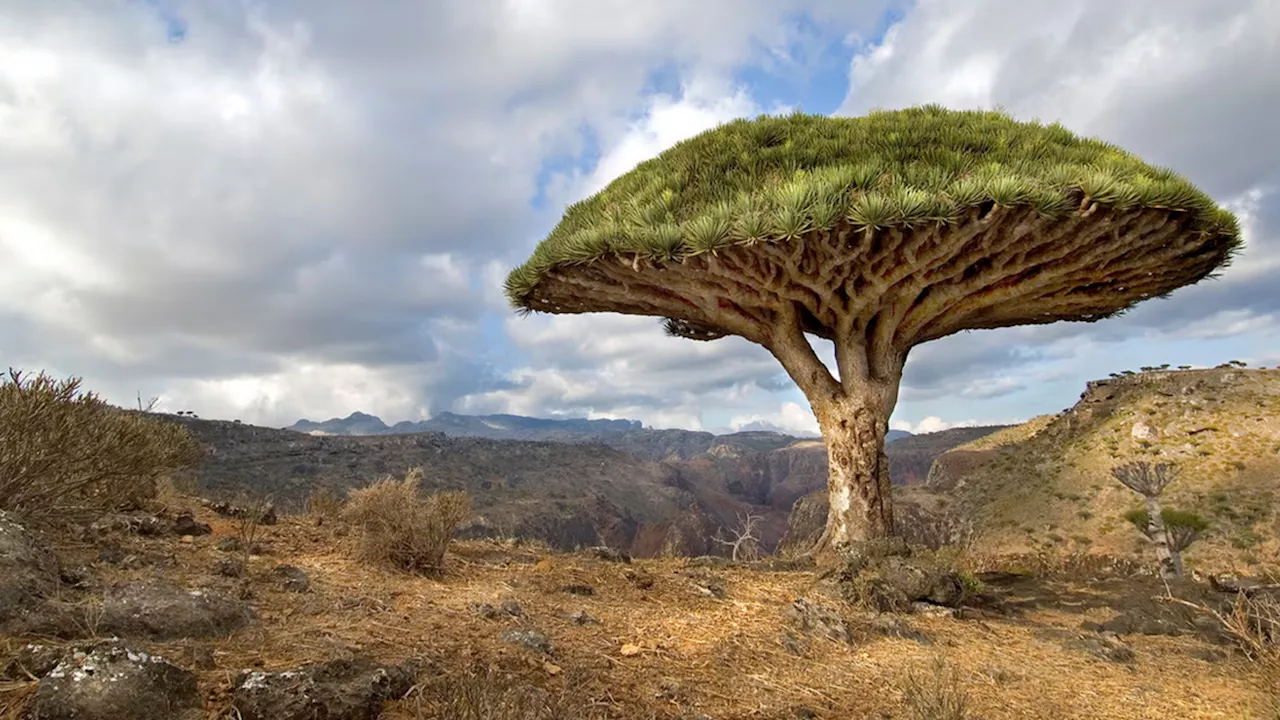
[727,402,821,436]
[0,1,889,425]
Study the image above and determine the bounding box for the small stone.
[498,599,524,617]
[561,584,594,596]
[173,511,211,537]
[624,569,654,589]
[568,610,599,625]
[270,564,311,593]
[543,661,562,676]
[217,537,243,552]
[500,629,554,655]
[619,643,642,657]
[589,546,631,563]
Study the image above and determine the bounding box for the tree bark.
[1144,496,1179,580]
[806,381,898,561]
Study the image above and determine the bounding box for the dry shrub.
[1162,589,1279,716]
[408,667,598,720]
[0,369,205,523]
[342,467,470,574]
[305,487,345,525]
[899,656,970,720]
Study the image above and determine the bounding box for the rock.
[779,631,809,657]
[1131,422,1158,441]
[206,500,277,525]
[501,629,554,655]
[911,602,958,618]
[33,641,201,720]
[1065,631,1135,663]
[217,559,245,578]
[680,571,726,599]
[217,537,243,552]
[258,503,279,525]
[619,643,643,657]
[59,565,94,589]
[0,510,59,626]
[829,553,967,613]
[623,569,655,589]
[101,580,254,640]
[173,511,211,537]
[1209,573,1280,596]
[561,583,594,596]
[568,610,599,625]
[233,657,418,720]
[589,546,631,563]
[869,615,932,645]
[3,643,66,680]
[686,555,735,569]
[472,600,522,620]
[90,513,167,536]
[271,564,311,593]
[787,597,853,644]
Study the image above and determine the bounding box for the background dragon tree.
[505,105,1240,560]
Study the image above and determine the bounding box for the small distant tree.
[712,511,762,562]
[1124,507,1209,577]
[1112,461,1182,579]
[1178,365,1192,370]
[1158,364,1171,370]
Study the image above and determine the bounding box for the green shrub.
[0,369,204,523]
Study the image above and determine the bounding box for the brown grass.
[898,656,970,720]
[0,368,204,523]
[342,467,471,575]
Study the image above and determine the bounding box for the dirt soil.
[1,506,1273,720]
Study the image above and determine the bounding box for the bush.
[305,487,345,524]
[899,656,970,720]
[342,467,471,574]
[0,369,205,523]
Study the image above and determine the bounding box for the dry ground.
[2,506,1274,720]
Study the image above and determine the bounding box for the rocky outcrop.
[100,579,255,640]
[233,657,419,720]
[33,641,202,720]
[0,511,60,628]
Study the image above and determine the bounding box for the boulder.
[0,510,59,626]
[233,657,418,720]
[173,510,212,536]
[101,579,254,640]
[786,597,853,644]
[33,641,201,720]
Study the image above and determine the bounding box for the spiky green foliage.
[1125,507,1211,551]
[506,105,1240,306]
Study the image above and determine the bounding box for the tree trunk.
[1144,495,1179,579]
[807,383,896,560]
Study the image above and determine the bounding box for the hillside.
[162,415,986,558]
[923,367,1280,573]
[284,410,910,462]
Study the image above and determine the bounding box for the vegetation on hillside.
[0,369,204,523]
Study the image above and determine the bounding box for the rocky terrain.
[910,366,1280,573]
[2,501,1276,719]
[163,415,991,558]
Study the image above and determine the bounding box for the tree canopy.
[506,106,1239,366]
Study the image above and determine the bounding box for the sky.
[1,0,1278,437]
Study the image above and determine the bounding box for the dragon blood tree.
[505,106,1240,560]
